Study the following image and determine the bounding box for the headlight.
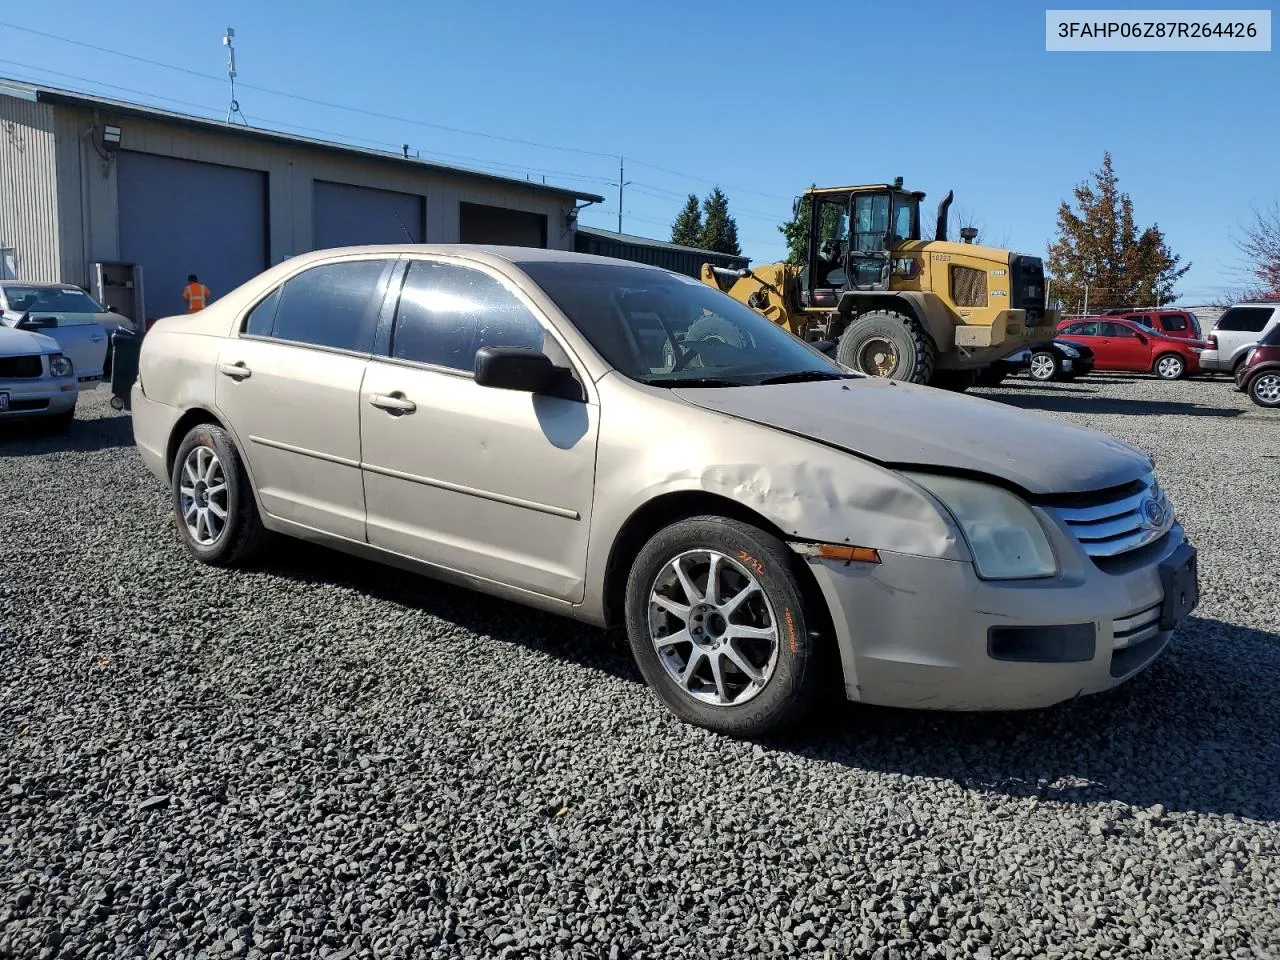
[904,472,1058,580]
[1056,343,1080,359]
[48,354,74,378]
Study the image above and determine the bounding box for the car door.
[214,255,397,542]
[15,315,107,381]
[359,256,599,603]
[1098,321,1148,370]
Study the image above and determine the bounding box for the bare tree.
[1231,202,1280,301]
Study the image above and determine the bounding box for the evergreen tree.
[699,188,742,256]
[778,188,814,265]
[1047,153,1189,311]
[670,194,703,247]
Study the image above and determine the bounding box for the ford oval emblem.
[1142,497,1167,529]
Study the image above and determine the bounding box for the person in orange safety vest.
[182,274,211,313]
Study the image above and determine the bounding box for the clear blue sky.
[2,1,1276,303]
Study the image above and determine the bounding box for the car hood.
[673,377,1153,495]
[0,325,57,356]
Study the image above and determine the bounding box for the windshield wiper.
[650,377,746,389]
[754,370,851,385]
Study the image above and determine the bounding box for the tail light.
[1207,334,1218,350]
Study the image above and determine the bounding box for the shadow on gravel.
[255,543,644,686]
[0,409,135,456]
[784,616,1280,821]
[257,539,1278,821]
[989,392,1245,418]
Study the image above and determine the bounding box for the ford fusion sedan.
[130,245,1199,737]
[0,323,80,430]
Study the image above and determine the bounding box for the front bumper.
[0,377,78,420]
[804,520,1192,711]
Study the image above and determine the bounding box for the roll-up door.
[314,180,424,250]
[459,202,547,248]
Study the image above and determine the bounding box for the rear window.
[1216,306,1275,333]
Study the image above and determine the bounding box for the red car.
[1056,317,1202,379]
[1235,323,1280,408]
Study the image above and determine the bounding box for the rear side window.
[244,287,282,337]
[1216,306,1275,332]
[390,260,545,373]
[1162,314,1187,331]
[260,259,392,352]
[1102,321,1135,337]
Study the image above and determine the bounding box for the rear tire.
[624,516,825,738]
[836,310,935,384]
[1248,371,1280,408]
[170,424,266,567]
[1154,353,1186,380]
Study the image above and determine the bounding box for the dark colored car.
[1056,317,1202,380]
[1235,323,1280,408]
[977,340,1095,385]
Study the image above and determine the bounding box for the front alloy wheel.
[1155,354,1186,380]
[648,550,779,707]
[1029,350,1059,381]
[624,516,828,737]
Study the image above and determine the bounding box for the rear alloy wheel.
[1249,372,1280,408]
[171,424,266,567]
[624,516,825,737]
[1154,353,1186,380]
[1028,350,1059,381]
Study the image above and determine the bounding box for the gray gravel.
[2,376,1278,960]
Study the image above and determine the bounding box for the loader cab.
[803,184,923,307]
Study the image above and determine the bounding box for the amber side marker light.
[793,543,882,564]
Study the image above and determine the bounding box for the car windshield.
[516,261,849,387]
[1259,324,1280,347]
[5,286,105,316]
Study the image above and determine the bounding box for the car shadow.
[260,544,1277,821]
[987,392,1245,418]
[0,407,136,455]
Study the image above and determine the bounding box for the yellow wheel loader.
[700,181,1059,388]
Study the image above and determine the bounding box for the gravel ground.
[2,375,1278,960]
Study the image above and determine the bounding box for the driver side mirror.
[17,315,57,330]
[1135,332,1148,344]
[474,346,582,401]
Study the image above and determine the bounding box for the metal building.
[573,226,749,278]
[0,78,604,323]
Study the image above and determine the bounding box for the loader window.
[890,195,918,244]
[853,194,891,252]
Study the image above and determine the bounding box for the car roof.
[0,281,83,291]
[280,243,668,269]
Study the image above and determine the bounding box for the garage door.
[459,202,547,248]
[314,181,424,250]
[116,151,267,322]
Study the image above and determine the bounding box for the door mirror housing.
[474,346,580,400]
[17,314,57,330]
[1134,332,1148,344]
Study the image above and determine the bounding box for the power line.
[0,20,793,203]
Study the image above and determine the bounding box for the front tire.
[1028,349,1060,381]
[624,516,825,738]
[170,424,265,567]
[1154,353,1186,380]
[1249,371,1280,408]
[836,311,935,384]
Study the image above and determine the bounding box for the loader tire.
[836,310,936,384]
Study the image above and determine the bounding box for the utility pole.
[1082,283,1090,317]
[616,157,632,234]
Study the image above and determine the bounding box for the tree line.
[669,188,741,256]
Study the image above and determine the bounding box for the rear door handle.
[369,392,417,414]
[219,362,252,380]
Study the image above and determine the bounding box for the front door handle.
[369,392,417,414]
[219,362,252,380]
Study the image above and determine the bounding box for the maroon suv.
[1065,309,1208,345]
[1235,323,1280,408]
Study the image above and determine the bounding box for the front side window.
[391,260,545,372]
[1066,322,1097,336]
[516,260,845,387]
[1216,306,1275,333]
[264,259,391,352]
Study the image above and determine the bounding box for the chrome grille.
[1053,475,1174,559]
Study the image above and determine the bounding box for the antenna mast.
[223,27,247,124]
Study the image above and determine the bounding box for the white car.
[0,324,80,430]
[1199,302,1280,374]
[0,282,115,384]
